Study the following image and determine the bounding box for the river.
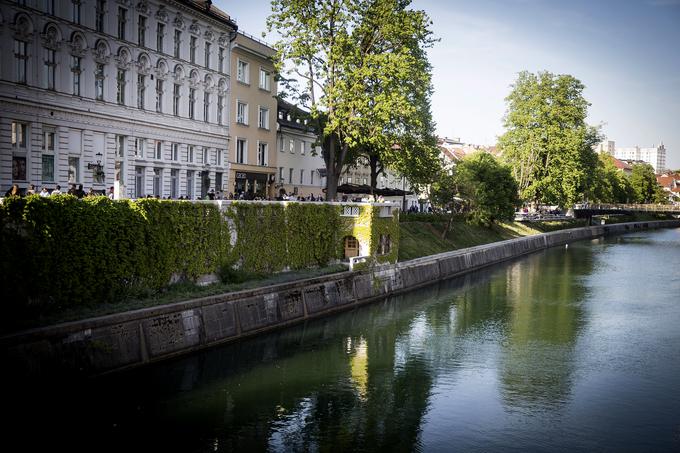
[7,228,680,452]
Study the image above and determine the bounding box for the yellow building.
[229,32,277,199]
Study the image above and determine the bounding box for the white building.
[275,99,326,198]
[612,143,666,173]
[1,0,236,198]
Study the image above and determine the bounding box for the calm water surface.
[8,228,680,452]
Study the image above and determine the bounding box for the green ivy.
[0,198,400,326]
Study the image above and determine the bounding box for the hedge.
[0,196,229,321]
[0,197,399,325]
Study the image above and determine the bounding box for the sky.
[217,0,680,169]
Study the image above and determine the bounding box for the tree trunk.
[368,153,381,195]
[324,134,343,201]
[441,212,454,240]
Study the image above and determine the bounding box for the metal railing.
[573,203,680,212]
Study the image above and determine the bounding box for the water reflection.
[6,230,680,452]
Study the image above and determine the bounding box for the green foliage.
[0,196,229,321]
[1,198,400,327]
[499,71,602,208]
[456,152,520,225]
[629,163,666,203]
[589,154,635,203]
[267,0,438,199]
[286,203,341,269]
[400,212,453,223]
[230,203,287,273]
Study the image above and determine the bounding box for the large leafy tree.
[267,0,437,200]
[629,163,665,203]
[455,152,519,226]
[498,71,602,208]
[589,154,634,203]
[430,152,519,230]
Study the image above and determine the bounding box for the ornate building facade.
[0,0,236,198]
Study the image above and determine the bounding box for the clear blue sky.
[217,0,680,169]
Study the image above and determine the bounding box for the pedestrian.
[4,184,20,197]
[108,186,115,200]
[39,187,50,197]
[26,184,36,195]
[51,185,62,196]
[75,184,85,198]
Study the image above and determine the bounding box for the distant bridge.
[573,203,680,218]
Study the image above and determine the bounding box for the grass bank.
[398,217,586,261]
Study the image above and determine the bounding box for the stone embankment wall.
[2,220,678,379]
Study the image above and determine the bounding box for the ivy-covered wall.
[0,197,399,321]
[0,196,229,318]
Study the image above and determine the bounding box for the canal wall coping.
[2,219,679,378]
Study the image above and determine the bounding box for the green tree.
[590,154,634,203]
[267,0,437,200]
[629,163,665,203]
[498,71,602,208]
[455,152,520,226]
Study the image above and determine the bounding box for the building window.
[14,40,28,84]
[135,166,144,198]
[190,36,197,63]
[289,168,293,184]
[117,69,126,105]
[138,16,146,47]
[68,156,80,183]
[43,128,56,184]
[12,122,28,181]
[189,88,195,119]
[71,56,81,96]
[171,143,179,161]
[204,92,210,122]
[235,139,246,164]
[137,74,145,109]
[118,7,127,40]
[289,139,294,153]
[44,48,56,90]
[155,79,163,112]
[259,68,270,91]
[216,149,223,166]
[155,141,162,159]
[258,107,269,129]
[215,172,223,191]
[202,147,209,164]
[134,138,145,157]
[300,141,305,155]
[153,168,162,197]
[96,0,105,32]
[42,155,55,182]
[12,122,27,149]
[257,143,268,166]
[279,167,284,183]
[311,171,314,185]
[217,95,224,125]
[218,47,225,73]
[95,63,105,100]
[170,169,179,198]
[237,101,248,125]
[116,135,126,157]
[237,60,249,84]
[187,170,195,199]
[72,0,81,24]
[188,145,194,163]
[157,23,165,53]
[173,84,180,116]
[205,42,211,68]
[174,30,181,58]
[300,169,304,184]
